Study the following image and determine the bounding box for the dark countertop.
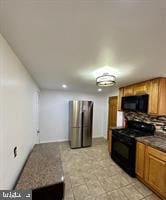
[15,143,64,190]
[155,131,166,138]
[136,136,166,153]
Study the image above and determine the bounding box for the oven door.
[111,133,136,177]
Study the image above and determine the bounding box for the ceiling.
[0,0,166,94]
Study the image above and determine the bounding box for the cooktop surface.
[113,128,154,138]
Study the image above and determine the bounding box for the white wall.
[0,34,39,189]
[117,111,124,127]
[39,90,108,143]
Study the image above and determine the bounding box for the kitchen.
[108,78,166,199]
[0,1,166,200]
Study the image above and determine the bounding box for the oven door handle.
[112,135,133,146]
[119,138,125,143]
[112,134,125,143]
[119,138,129,144]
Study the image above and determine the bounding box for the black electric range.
[111,120,155,177]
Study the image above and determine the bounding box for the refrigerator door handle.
[82,111,84,122]
[81,111,84,146]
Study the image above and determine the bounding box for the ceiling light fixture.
[62,84,67,88]
[98,88,102,92]
[96,73,116,87]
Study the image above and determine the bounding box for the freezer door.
[69,101,82,127]
[82,101,93,147]
[82,101,93,127]
[70,127,82,148]
[82,127,92,147]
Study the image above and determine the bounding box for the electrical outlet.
[14,146,17,158]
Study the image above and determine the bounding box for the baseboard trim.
[39,139,68,144]
[39,135,105,144]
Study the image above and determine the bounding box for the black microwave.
[121,94,149,113]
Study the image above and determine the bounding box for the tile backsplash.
[124,111,166,136]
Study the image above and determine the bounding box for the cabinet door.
[124,86,134,96]
[107,97,117,140]
[136,142,146,179]
[145,146,166,198]
[148,79,159,114]
[158,78,166,115]
[108,130,112,154]
[117,88,124,111]
[108,97,118,129]
[134,82,148,95]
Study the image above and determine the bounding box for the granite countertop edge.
[15,143,64,190]
[136,136,166,153]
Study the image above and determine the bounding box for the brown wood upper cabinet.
[117,88,124,111]
[118,77,166,115]
[123,86,134,96]
[148,78,166,115]
[133,82,148,95]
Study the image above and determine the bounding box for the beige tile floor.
[59,138,161,200]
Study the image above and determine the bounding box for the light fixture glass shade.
[96,73,116,87]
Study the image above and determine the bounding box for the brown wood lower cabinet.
[108,130,112,154]
[135,142,146,179]
[136,142,166,199]
[145,146,166,199]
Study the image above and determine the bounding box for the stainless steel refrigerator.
[69,100,93,148]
